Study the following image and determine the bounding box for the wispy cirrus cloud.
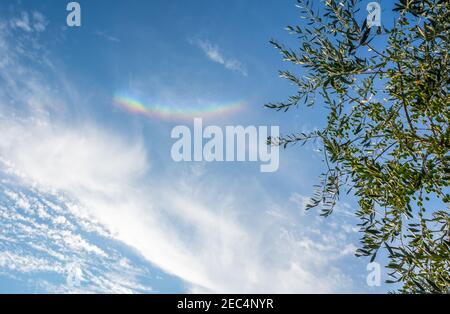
[95,31,120,43]
[0,10,360,293]
[0,175,155,294]
[0,117,355,293]
[195,39,248,76]
[10,11,47,33]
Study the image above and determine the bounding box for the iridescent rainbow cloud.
[113,93,245,120]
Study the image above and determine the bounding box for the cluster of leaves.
[267,0,449,293]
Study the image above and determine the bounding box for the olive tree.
[267,0,449,293]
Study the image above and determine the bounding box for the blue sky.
[0,0,398,293]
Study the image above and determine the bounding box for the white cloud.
[0,121,148,195]
[0,181,154,293]
[10,12,32,32]
[95,31,120,43]
[10,11,47,33]
[0,252,63,273]
[289,192,311,215]
[0,15,360,293]
[196,39,247,76]
[0,116,356,293]
[32,12,48,32]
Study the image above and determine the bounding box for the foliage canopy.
[267,0,449,293]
